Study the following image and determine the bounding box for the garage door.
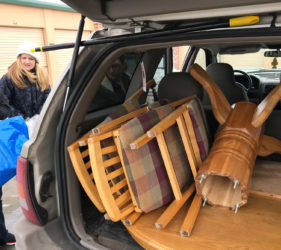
[55,29,90,77]
[0,27,47,78]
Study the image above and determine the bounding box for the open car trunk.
[15,1,281,248]
[57,18,281,248]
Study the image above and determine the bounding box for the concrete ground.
[2,177,21,250]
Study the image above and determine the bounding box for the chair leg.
[123,212,143,225]
[155,184,195,229]
[180,194,202,237]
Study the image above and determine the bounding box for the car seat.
[157,72,203,102]
[203,63,249,106]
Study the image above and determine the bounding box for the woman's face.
[20,54,36,71]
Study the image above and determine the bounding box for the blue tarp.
[0,116,28,186]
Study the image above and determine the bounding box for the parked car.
[14,0,281,249]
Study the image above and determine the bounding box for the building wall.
[0,2,102,86]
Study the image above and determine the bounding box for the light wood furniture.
[87,97,206,237]
[67,80,156,212]
[129,102,201,197]
[127,100,203,234]
[85,96,197,221]
[251,159,281,196]
[88,130,136,221]
[252,80,281,127]
[68,142,105,212]
[68,106,149,213]
[189,64,232,125]
[195,102,263,209]
[125,192,281,249]
[189,63,281,211]
[124,159,281,249]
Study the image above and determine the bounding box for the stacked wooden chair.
[68,73,211,236]
[68,79,155,213]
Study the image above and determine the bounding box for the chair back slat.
[81,149,89,158]
[115,190,131,206]
[103,156,121,168]
[106,168,124,181]
[101,145,117,154]
[110,179,128,194]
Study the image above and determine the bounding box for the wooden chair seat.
[82,96,193,219]
[88,96,210,236]
[124,96,210,235]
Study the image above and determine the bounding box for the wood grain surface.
[126,192,281,249]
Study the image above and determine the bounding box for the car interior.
[60,26,281,248]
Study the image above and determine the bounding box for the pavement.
[2,177,21,250]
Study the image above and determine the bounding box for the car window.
[173,46,190,72]
[194,48,207,69]
[147,46,190,104]
[154,57,165,85]
[145,57,164,104]
[88,52,142,112]
[219,49,281,78]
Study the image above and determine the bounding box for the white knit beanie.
[17,40,40,64]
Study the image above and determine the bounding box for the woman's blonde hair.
[8,57,49,91]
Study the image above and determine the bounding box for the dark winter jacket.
[0,91,12,120]
[0,74,50,119]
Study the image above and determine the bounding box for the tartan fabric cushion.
[187,97,210,161]
[119,104,174,213]
[119,104,193,213]
[163,123,193,190]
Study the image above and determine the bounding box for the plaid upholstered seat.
[117,96,210,234]
[187,97,210,161]
[119,104,194,213]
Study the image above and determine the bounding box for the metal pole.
[31,16,259,53]
[62,15,86,111]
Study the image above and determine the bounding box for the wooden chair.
[67,79,155,212]
[88,96,210,236]
[84,96,194,219]
[68,106,149,213]
[124,96,210,236]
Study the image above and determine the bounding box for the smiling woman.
[20,54,36,72]
[20,54,35,71]
[0,41,51,120]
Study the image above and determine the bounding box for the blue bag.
[0,116,29,186]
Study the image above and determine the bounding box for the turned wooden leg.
[259,135,281,156]
[189,64,232,125]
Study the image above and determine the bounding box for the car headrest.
[205,63,248,105]
[158,72,203,102]
[206,63,235,85]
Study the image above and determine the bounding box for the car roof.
[62,0,281,25]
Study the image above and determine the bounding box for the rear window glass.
[88,52,142,112]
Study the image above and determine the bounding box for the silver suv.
[15,0,281,249]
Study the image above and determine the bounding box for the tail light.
[17,156,48,225]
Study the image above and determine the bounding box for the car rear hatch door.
[62,0,281,25]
